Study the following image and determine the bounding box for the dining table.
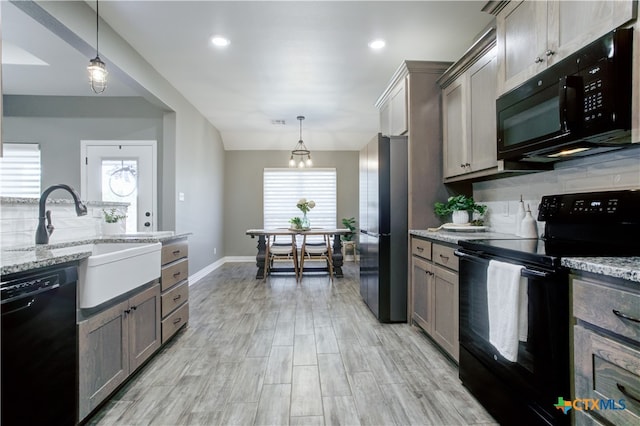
[245,228,351,279]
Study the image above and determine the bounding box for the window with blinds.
[263,168,337,230]
[0,143,42,198]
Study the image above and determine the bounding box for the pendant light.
[288,116,313,168]
[87,0,108,94]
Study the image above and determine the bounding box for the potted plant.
[289,217,304,230]
[341,217,356,241]
[102,208,127,235]
[434,195,487,225]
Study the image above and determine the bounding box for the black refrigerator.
[359,133,408,323]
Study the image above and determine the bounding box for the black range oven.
[455,190,640,426]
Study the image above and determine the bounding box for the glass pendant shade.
[88,56,108,94]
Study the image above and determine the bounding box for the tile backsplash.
[473,147,640,236]
[1,198,128,248]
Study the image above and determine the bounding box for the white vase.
[452,210,469,225]
[102,222,123,235]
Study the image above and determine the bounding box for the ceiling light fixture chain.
[87,0,108,94]
[289,115,313,168]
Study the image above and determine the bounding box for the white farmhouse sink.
[78,242,161,309]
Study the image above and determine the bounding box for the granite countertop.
[1,232,191,276]
[562,257,640,283]
[410,229,519,245]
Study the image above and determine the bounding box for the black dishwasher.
[1,263,78,426]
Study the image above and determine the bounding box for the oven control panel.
[538,190,639,223]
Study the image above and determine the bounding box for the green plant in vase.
[289,217,303,230]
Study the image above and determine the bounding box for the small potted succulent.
[434,195,487,225]
[102,208,127,235]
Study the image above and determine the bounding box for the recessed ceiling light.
[211,36,230,47]
[368,39,386,50]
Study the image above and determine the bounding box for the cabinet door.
[129,283,161,372]
[411,256,434,333]
[442,77,467,179]
[496,0,548,94]
[547,0,636,67]
[389,81,407,136]
[432,265,459,361]
[78,299,130,421]
[469,49,498,174]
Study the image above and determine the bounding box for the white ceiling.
[2,1,494,151]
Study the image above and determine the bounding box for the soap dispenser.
[520,204,538,238]
[515,195,526,236]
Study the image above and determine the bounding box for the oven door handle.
[521,268,551,278]
[455,249,551,278]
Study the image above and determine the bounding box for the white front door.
[81,140,157,233]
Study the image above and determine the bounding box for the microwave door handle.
[559,75,584,133]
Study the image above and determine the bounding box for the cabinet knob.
[534,57,544,64]
[545,49,555,57]
[144,222,151,227]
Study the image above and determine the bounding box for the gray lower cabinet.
[410,236,459,362]
[78,283,161,421]
[572,274,640,426]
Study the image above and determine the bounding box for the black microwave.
[496,28,633,162]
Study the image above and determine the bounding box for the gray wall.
[224,150,360,256]
[3,95,164,203]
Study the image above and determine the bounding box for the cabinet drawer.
[411,238,432,260]
[574,325,640,425]
[433,244,458,271]
[161,280,189,318]
[573,277,640,343]
[162,302,189,343]
[161,258,188,291]
[161,240,188,265]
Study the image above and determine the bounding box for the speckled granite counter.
[1,232,190,275]
[410,229,519,245]
[562,257,640,283]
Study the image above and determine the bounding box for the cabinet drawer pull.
[173,294,182,302]
[172,250,181,255]
[173,317,182,325]
[439,254,449,261]
[173,271,182,278]
[545,49,555,57]
[534,57,544,64]
[426,271,434,276]
[612,309,640,323]
[416,246,424,252]
[616,383,640,404]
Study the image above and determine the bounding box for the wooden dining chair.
[299,233,333,281]
[265,233,299,279]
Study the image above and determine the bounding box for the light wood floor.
[87,262,497,426]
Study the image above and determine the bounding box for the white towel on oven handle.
[487,259,528,362]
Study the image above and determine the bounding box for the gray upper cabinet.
[489,0,637,95]
[378,76,407,136]
[439,29,498,182]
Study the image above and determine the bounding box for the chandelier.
[289,116,312,168]
[87,0,108,94]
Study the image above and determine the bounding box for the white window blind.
[0,143,41,198]
[264,168,337,230]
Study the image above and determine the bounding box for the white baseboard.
[188,256,254,285]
